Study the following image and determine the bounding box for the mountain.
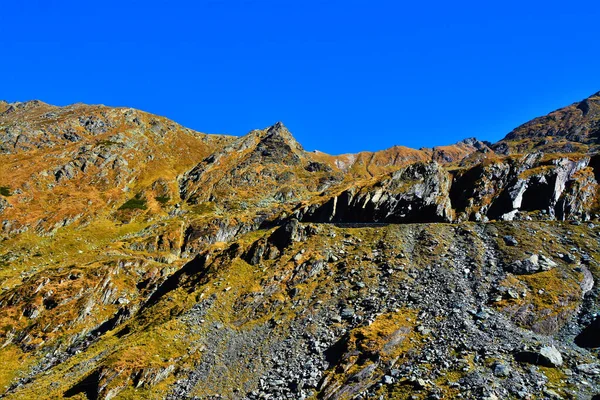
[0,93,599,400]
[493,91,600,155]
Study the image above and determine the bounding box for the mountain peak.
[457,137,490,151]
[268,121,287,132]
[265,121,294,139]
[259,121,304,152]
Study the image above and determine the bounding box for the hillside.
[0,93,599,400]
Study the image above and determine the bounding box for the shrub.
[118,198,147,210]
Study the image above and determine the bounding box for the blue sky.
[1,0,600,154]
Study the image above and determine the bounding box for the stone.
[507,255,540,274]
[579,266,595,295]
[475,309,490,320]
[4,95,600,399]
[503,235,519,246]
[538,255,557,271]
[493,362,510,377]
[576,363,600,375]
[542,389,562,399]
[515,346,563,368]
[340,308,355,320]
[539,346,563,367]
[482,394,499,400]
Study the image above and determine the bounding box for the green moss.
[540,366,568,393]
[96,139,119,147]
[119,198,148,210]
[155,196,170,204]
[0,186,11,197]
[189,201,217,215]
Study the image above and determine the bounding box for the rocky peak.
[0,99,47,115]
[266,121,288,135]
[259,121,304,151]
[459,137,490,150]
[243,122,304,166]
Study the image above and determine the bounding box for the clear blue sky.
[1,1,599,154]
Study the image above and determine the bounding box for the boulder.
[515,345,563,368]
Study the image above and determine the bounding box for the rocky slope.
[0,93,599,399]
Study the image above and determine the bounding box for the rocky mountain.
[0,92,599,399]
[493,91,600,155]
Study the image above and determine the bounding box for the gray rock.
[576,363,600,375]
[340,308,355,320]
[503,235,519,246]
[515,346,563,368]
[541,346,563,367]
[538,255,557,271]
[493,362,510,377]
[579,265,595,295]
[508,255,539,274]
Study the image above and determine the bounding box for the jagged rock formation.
[0,92,599,399]
[296,162,453,224]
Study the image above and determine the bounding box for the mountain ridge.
[5,90,600,157]
[0,99,486,159]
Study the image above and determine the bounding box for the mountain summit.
[0,93,599,399]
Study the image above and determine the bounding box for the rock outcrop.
[296,162,453,223]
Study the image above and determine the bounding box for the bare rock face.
[296,162,453,224]
[297,151,599,224]
[2,93,600,400]
[452,154,598,221]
